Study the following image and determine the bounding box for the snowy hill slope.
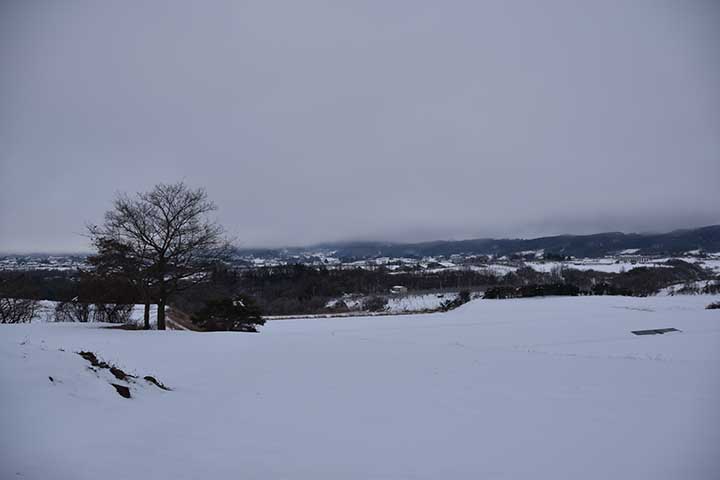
[1,295,719,479]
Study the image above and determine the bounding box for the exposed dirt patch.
[111,383,131,398]
[76,350,170,398]
[78,351,110,369]
[110,366,136,381]
[102,324,145,330]
[144,375,172,391]
[631,327,681,336]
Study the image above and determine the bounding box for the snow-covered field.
[522,255,720,275]
[525,259,669,274]
[2,295,719,479]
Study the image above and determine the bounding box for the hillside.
[2,294,719,479]
[238,225,720,260]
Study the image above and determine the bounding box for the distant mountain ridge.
[237,225,720,259]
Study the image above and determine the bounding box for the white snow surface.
[524,255,720,275]
[2,295,720,479]
[526,260,670,274]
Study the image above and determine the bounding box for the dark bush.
[93,303,134,323]
[590,283,633,296]
[702,282,720,295]
[517,283,580,297]
[191,295,264,332]
[484,283,579,299]
[706,302,720,310]
[54,301,92,322]
[441,290,472,311]
[325,300,350,313]
[0,297,38,323]
[483,286,518,299]
[363,296,388,312]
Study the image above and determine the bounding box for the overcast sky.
[1,1,718,252]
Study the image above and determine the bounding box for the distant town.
[3,246,719,277]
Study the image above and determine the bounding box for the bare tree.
[93,302,134,324]
[0,297,39,324]
[54,299,92,323]
[89,182,230,330]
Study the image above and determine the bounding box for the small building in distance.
[390,285,408,295]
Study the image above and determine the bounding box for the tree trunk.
[157,273,167,330]
[157,298,166,330]
[143,302,150,330]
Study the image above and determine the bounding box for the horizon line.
[2,224,717,255]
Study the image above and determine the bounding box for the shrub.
[362,296,388,312]
[517,283,580,298]
[706,302,720,310]
[93,303,134,323]
[702,282,720,295]
[590,283,633,296]
[441,290,472,311]
[54,301,92,322]
[483,286,518,299]
[0,297,38,323]
[484,283,579,299]
[325,300,350,313]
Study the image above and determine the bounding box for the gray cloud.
[1,0,719,252]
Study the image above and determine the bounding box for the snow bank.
[2,295,720,479]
